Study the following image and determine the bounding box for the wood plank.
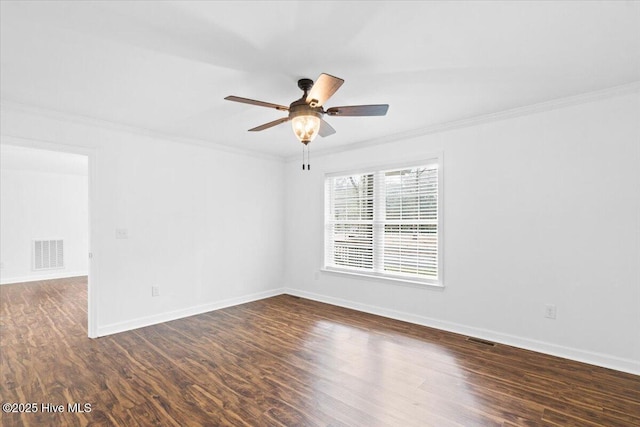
[1,278,639,426]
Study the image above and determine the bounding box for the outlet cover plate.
[544,304,557,319]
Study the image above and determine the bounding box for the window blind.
[325,162,440,285]
[383,167,438,278]
[325,174,374,270]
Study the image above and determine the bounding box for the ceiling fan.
[224,73,389,146]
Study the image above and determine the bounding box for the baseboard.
[0,271,88,285]
[96,287,286,337]
[284,288,640,376]
[90,285,640,375]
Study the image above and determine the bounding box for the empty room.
[1,1,639,426]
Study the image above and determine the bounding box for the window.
[324,158,442,286]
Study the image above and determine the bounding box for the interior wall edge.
[283,288,640,376]
[285,81,640,163]
[95,287,287,338]
[0,100,284,163]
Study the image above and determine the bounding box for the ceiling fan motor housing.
[288,101,324,119]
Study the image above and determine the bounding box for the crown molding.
[286,81,640,162]
[3,81,638,164]
[0,100,283,163]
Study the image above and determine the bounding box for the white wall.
[283,90,640,374]
[0,158,89,284]
[2,89,637,374]
[0,105,285,337]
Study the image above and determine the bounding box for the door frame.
[0,135,98,337]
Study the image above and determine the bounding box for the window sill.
[320,267,444,290]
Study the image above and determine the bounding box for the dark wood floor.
[1,278,639,426]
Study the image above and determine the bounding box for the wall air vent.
[466,337,497,347]
[32,239,64,271]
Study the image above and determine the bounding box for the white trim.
[324,155,441,178]
[0,134,95,159]
[96,288,286,337]
[0,100,283,163]
[0,271,88,285]
[12,278,634,374]
[287,81,640,162]
[283,288,640,376]
[86,149,98,338]
[4,83,637,164]
[320,267,444,290]
[324,155,444,287]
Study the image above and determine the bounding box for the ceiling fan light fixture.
[291,114,320,144]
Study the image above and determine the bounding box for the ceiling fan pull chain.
[307,146,311,171]
[302,145,306,170]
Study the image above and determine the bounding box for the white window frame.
[323,155,443,288]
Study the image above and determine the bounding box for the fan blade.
[248,117,290,132]
[318,118,336,137]
[225,96,289,111]
[326,104,389,117]
[306,73,344,107]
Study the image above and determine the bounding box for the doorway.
[0,142,95,337]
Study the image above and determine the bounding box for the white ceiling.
[1,1,639,158]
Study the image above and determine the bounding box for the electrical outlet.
[152,286,160,297]
[116,228,129,239]
[544,304,557,319]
